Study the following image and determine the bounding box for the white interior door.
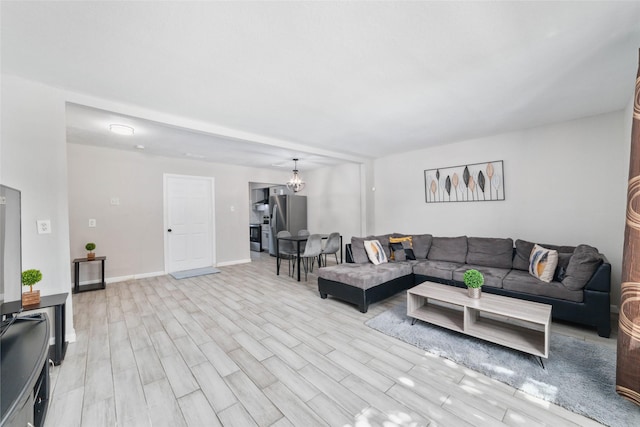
[164,174,215,273]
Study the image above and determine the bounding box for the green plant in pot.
[86,242,96,260]
[22,269,43,306]
[463,269,484,299]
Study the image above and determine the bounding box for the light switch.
[37,220,51,234]
[230,205,235,212]
[89,219,97,227]
[110,197,120,205]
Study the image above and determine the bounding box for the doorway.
[164,174,215,273]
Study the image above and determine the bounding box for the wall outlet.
[37,219,51,234]
[110,197,120,205]
[89,219,97,227]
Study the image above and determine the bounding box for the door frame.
[163,173,216,273]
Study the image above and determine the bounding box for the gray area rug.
[366,301,640,427]
[169,266,220,280]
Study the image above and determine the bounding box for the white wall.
[374,111,628,307]
[1,75,76,341]
[67,143,294,279]
[305,162,363,248]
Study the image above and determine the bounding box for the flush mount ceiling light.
[109,124,134,136]
[286,158,305,193]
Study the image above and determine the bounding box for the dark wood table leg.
[101,258,106,289]
[74,261,80,293]
[297,240,302,281]
[276,238,280,275]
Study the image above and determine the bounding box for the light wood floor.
[45,252,616,427]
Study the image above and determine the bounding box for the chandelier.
[286,158,305,193]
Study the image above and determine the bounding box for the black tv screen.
[0,184,22,309]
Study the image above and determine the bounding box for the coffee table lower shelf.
[407,282,551,361]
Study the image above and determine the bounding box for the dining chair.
[298,229,310,252]
[277,230,297,277]
[321,232,341,266]
[299,234,323,281]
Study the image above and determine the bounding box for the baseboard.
[65,331,77,343]
[49,331,77,346]
[106,271,166,284]
[72,270,166,287]
[217,259,251,267]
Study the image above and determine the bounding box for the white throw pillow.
[529,244,559,283]
[364,240,388,265]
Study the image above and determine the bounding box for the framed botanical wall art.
[424,160,504,203]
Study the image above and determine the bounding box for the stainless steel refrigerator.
[269,195,307,256]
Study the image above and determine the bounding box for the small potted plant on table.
[22,269,43,306]
[86,242,96,260]
[463,269,484,299]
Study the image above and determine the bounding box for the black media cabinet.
[1,292,68,365]
[1,314,51,427]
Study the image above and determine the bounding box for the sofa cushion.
[529,244,559,283]
[513,239,576,271]
[466,237,513,269]
[411,234,433,259]
[428,236,467,263]
[503,270,583,302]
[413,260,464,281]
[351,236,373,264]
[562,244,602,291]
[452,265,510,289]
[389,236,416,261]
[318,263,413,290]
[364,240,388,265]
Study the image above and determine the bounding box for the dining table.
[276,234,342,281]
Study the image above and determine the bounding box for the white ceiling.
[3,1,640,169]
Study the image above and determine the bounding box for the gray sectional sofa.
[317,234,612,337]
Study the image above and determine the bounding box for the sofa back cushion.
[411,234,433,259]
[466,237,513,269]
[351,236,373,264]
[513,239,575,271]
[562,244,602,290]
[428,236,467,263]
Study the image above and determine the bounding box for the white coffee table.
[407,281,551,363]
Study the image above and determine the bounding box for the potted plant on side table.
[22,269,43,306]
[463,269,484,299]
[86,242,96,260]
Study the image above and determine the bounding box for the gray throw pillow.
[351,236,373,264]
[393,248,407,262]
[562,245,602,290]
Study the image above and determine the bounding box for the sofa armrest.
[345,243,354,263]
[584,259,611,293]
